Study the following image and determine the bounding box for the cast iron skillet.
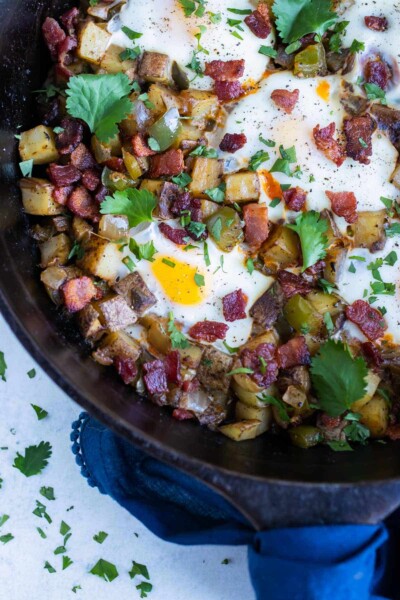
[1,0,400,529]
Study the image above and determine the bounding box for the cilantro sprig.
[168,312,189,349]
[13,442,52,477]
[287,211,329,271]
[100,189,157,228]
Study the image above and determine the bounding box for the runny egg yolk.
[316,80,330,102]
[152,256,206,305]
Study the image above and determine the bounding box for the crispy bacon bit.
[158,182,179,219]
[326,191,358,224]
[318,413,342,429]
[188,321,229,342]
[364,57,392,90]
[60,7,80,36]
[313,123,346,167]
[169,190,191,216]
[277,337,311,369]
[214,81,244,103]
[361,341,383,370]
[149,149,184,178]
[114,357,138,385]
[95,185,108,204]
[143,360,168,395]
[55,118,84,155]
[61,276,97,312]
[132,133,157,157]
[283,187,307,211]
[204,59,245,81]
[364,16,388,31]
[71,143,97,171]
[57,35,77,75]
[52,185,73,206]
[48,163,81,187]
[67,186,99,221]
[164,351,182,385]
[243,203,269,249]
[344,114,375,165]
[104,157,125,172]
[241,343,278,388]
[42,17,66,60]
[244,4,272,39]
[277,270,314,299]
[172,408,195,421]
[219,133,247,153]
[82,169,100,192]
[346,300,387,341]
[386,425,400,441]
[222,289,247,322]
[271,89,300,114]
[159,223,188,245]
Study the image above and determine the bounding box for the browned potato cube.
[19,126,59,164]
[100,44,137,78]
[78,304,106,342]
[358,395,389,438]
[353,210,386,251]
[92,330,141,366]
[147,83,181,116]
[96,295,138,332]
[20,178,63,216]
[77,21,111,65]
[189,157,223,197]
[91,134,122,164]
[180,89,220,127]
[139,51,173,84]
[219,419,266,441]
[225,172,260,203]
[39,234,71,268]
[77,237,122,283]
[259,225,299,273]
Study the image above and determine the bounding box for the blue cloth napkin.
[71,412,399,600]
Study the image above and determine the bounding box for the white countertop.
[0,315,254,600]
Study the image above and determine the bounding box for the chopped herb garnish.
[258,394,290,423]
[194,272,205,287]
[249,150,270,171]
[44,561,56,573]
[68,240,85,260]
[121,27,143,40]
[270,198,281,208]
[31,404,48,421]
[179,0,207,17]
[223,341,240,354]
[90,559,119,582]
[93,531,108,544]
[19,159,33,177]
[0,351,7,382]
[319,278,336,294]
[364,82,387,105]
[172,172,192,188]
[259,46,278,58]
[350,39,365,53]
[203,241,211,267]
[190,145,218,158]
[13,442,52,477]
[63,556,73,570]
[187,221,207,239]
[227,7,252,15]
[327,440,353,452]
[259,134,276,147]
[384,250,398,266]
[386,223,400,237]
[210,217,222,241]
[227,368,254,376]
[168,312,189,349]
[136,582,153,598]
[162,258,176,268]
[33,500,52,523]
[120,47,141,61]
[37,527,47,539]
[122,256,136,272]
[358,136,368,148]
[323,312,334,334]
[205,183,226,203]
[129,239,158,262]
[0,515,9,528]
[129,561,150,580]
[273,0,337,51]
[101,188,156,228]
[246,258,254,275]
[27,368,36,379]
[348,262,356,274]
[40,487,55,501]
[221,558,231,564]
[287,211,328,271]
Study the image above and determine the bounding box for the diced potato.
[77,237,123,283]
[219,419,266,441]
[19,178,63,216]
[235,402,272,430]
[242,330,280,351]
[100,44,137,77]
[178,344,203,370]
[352,210,386,250]
[92,330,141,366]
[306,291,343,317]
[225,172,260,203]
[78,304,105,342]
[141,314,171,354]
[139,51,173,84]
[283,294,323,335]
[91,134,122,163]
[323,247,348,284]
[98,214,129,241]
[232,372,277,408]
[173,123,203,148]
[40,265,82,304]
[77,21,111,65]
[180,89,220,127]
[259,225,299,274]
[72,216,93,243]
[357,395,389,438]
[282,385,308,410]
[39,234,71,268]
[391,162,400,189]
[351,370,381,412]
[147,83,181,116]
[189,157,223,197]
[19,126,59,164]
[201,199,220,219]
[139,179,164,195]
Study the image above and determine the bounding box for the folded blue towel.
[71,413,399,600]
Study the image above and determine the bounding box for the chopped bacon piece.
[244,4,272,39]
[95,185,108,204]
[61,276,97,312]
[204,59,245,81]
[132,133,157,157]
[149,149,184,178]
[60,7,80,36]
[344,114,375,165]
[164,351,182,385]
[82,169,100,192]
[114,357,138,385]
[57,35,77,74]
[283,187,307,211]
[277,337,311,370]
[243,203,269,249]
[277,270,313,299]
[55,118,84,155]
[169,190,191,216]
[42,17,66,60]
[52,185,73,206]
[318,413,342,429]
[70,143,97,171]
[386,425,400,441]
[182,378,200,393]
[222,289,248,322]
[271,89,300,114]
[104,157,125,172]
[361,341,383,370]
[364,16,388,31]
[219,133,247,153]
[188,321,229,342]
[326,191,358,224]
[364,57,392,90]
[159,223,188,245]
[172,408,195,421]
[143,360,168,395]
[67,186,99,221]
[313,123,346,167]
[346,300,387,341]
[48,163,81,187]
[214,81,244,103]
[241,343,278,388]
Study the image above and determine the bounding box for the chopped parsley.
[129,561,150,580]
[270,198,281,208]
[205,183,226,203]
[203,241,211,266]
[40,487,55,501]
[136,582,153,598]
[319,278,336,294]
[62,556,73,570]
[129,239,158,262]
[386,223,400,237]
[259,46,278,59]
[44,561,56,573]
[350,39,365,53]
[27,368,36,379]
[187,221,207,239]
[90,559,119,582]
[179,0,207,17]
[168,312,189,349]
[93,531,108,544]
[190,145,218,158]
[68,241,85,261]
[19,159,33,177]
[249,150,270,171]
[0,351,7,382]
[13,442,52,477]
[121,27,143,40]
[364,82,387,105]
[31,404,48,421]
[194,272,205,287]
[172,172,192,188]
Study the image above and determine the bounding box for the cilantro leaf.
[0,533,13,544]
[273,0,337,45]
[40,486,55,501]
[93,531,108,544]
[90,559,119,582]
[100,188,156,228]
[311,340,368,417]
[60,521,71,536]
[287,211,328,271]
[129,238,158,262]
[0,351,7,382]
[136,582,153,598]
[66,74,133,142]
[62,556,73,570]
[0,515,9,528]
[129,561,150,580]
[20,159,34,177]
[13,442,52,477]
[31,404,48,421]
[168,312,189,349]
[27,368,36,379]
[44,561,56,573]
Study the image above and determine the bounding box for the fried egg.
[108,0,274,90]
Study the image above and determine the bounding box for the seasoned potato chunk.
[77,21,111,65]
[352,210,386,251]
[20,178,63,216]
[235,402,272,429]
[225,172,260,203]
[219,419,266,441]
[92,330,141,366]
[357,395,389,438]
[77,237,122,283]
[100,44,137,77]
[91,134,122,164]
[180,89,220,127]
[19,126,59,164]
[259,225,299,273]
[351,371,381,412]
[189,157,223,197]
[39,234,71,268]
[139,51,173,84]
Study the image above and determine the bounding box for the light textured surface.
[0,315,253,600]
